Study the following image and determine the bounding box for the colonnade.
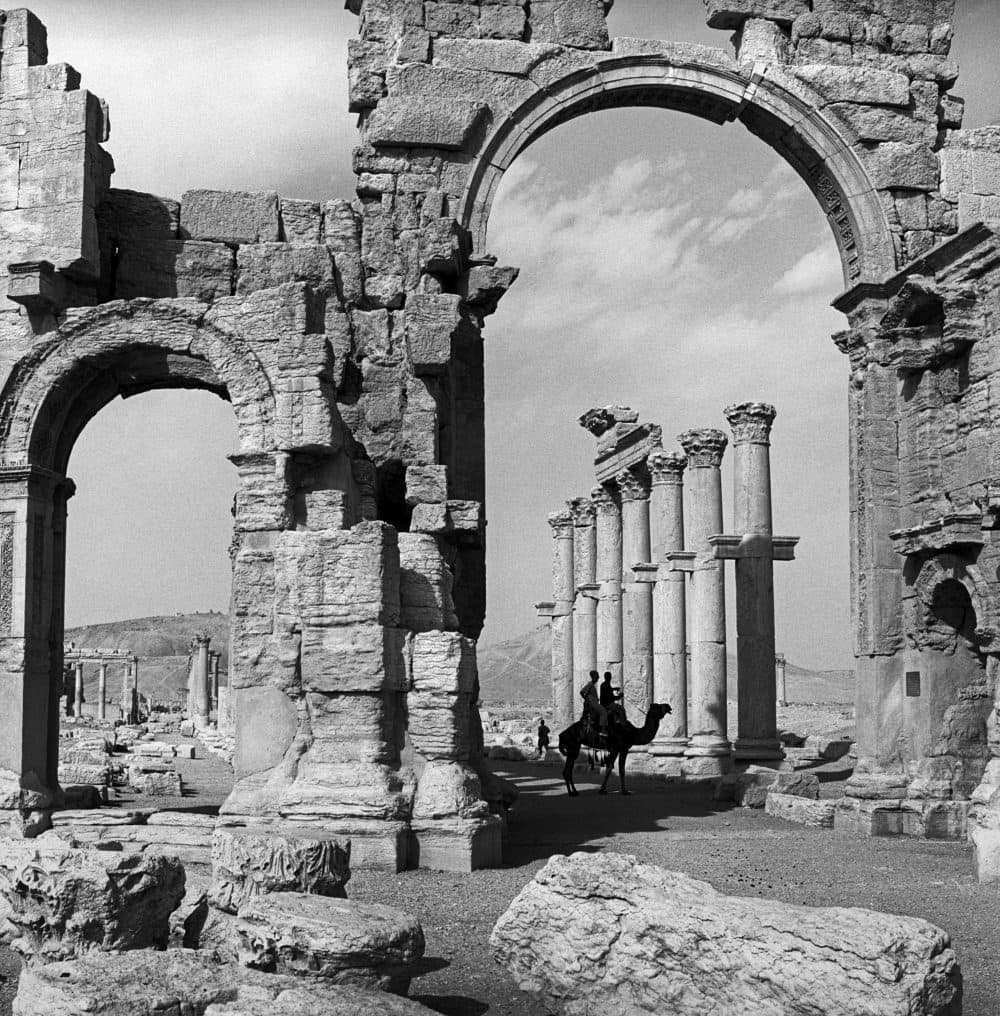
[540,404,798,774]
[63,648,139,723]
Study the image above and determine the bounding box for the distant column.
[131,657,140,723]
[679,428,731,774]
[211,652,221,709]
[98,662,108,721]
[618,468,653,716]
[193,634,212,727]
[570,497,598,703]
[726,402,783,762]
[593,485,623,683]
[64,664,75,717]
[648,450,688,754]
[549,510,575,731]
[776,653,788,708]
[74,662,85,711]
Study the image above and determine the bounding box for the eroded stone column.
[593,485,623,683]
[727,402,783,762]
[192,634,211,728]
[679,429,731,774]
[776,653,787,708]
[74,662,84,712]
[98,662,107,721]
[619,469,653,717]
[548,509,575,730]
[570,497,598,703]
[211,652,221,710]
[648,450,688,754]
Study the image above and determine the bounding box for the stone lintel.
[889,512,984,555]
[632,563,659,584]
[709,534,799,560]
[7,260,64,313]
[594,425,663,484]
[666,550,696,573]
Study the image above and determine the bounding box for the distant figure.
[599,671,622,712]
[537,719,550,757]
[580,670,608,739]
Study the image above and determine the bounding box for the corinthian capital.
[724,402,777,446]
[647,450,686,485]
[547,509,574,535]
[616,469,650,502]
[569,496,596,526]
[591,485,619,516]
[678,428,728,468]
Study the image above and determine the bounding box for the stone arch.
[0,299,279,475]
[909,553,1000,655]
[458,54,896,288]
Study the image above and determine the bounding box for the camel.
[557,702,672,796]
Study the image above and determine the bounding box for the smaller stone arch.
[0,299,279,475]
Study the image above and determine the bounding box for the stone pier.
[570,497,598,702]
[678,429,731,776]
[593,485,623,684]
[618,468,654,716]
[648,450,689,755]
[122,658,139,725]
[548,509,575,731]
[713,403,798,763]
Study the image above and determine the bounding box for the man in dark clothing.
[537,719,550,757]
[599,671,622,711]
[580,670,608,737]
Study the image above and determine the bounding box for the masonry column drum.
[679,429,731,774]
[548,509,575,730]
[593,485,623,684]
[618,469,654,717]
[98,662,107,721]
[570,497,598,703]
[647,450,689,755]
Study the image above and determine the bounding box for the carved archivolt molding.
[906,553,1000,654]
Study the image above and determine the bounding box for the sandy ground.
[3,748,997,1015]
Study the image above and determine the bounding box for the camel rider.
[580,670,608,739]
[600,671,622,713]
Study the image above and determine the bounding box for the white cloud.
[773,243,843,297]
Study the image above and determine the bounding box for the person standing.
[537,719,550,757]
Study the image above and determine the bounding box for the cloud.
[772,243,843,297]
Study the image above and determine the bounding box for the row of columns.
[543,403,797,773]
[64,654,139,723]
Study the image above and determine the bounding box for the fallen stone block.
[60,785,106,809]
[210,827,351,914]
[205,983,441,1015]
[237,891,425,995]
[12,949,239,1016]
[50,809,150,828]
[128,767,182,796]
[0,840,184,963]
[57,763,109,786]
[491,852,961,1016]
[133,740,176,758]
[765,791,836,828]
[736,765,820,808]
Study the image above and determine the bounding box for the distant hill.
[477,625,854,708]
[65,612,229,706]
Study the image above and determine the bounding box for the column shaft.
[570,498,597,703]
[74,662,84,712]
[619,471,653,717]
[193,636,211,727]
[98,663,107,721]
[549,510,575,730]
[648,451,688,754]
[727,402,782,762]
[776,654,787,708]
[680,429,730,772]
[593,486,623,683]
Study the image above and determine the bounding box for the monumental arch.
[1,0,1000,866]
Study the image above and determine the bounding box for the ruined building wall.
[2,0,1000,858]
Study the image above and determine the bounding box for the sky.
[31,1,999,669]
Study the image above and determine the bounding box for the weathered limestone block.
[300,624,409,693]
[399,533,458,632]
[529,0,610,49]
[405,464,448,505]
[236,243,336,297]
[412,760,488,821]
[205,983,441,1016]
[348,39,388,112]
[128,765,182,796]
[210,826,351,915]
[864,142,940,192]
[790,64,911,106]
[480,4,526,40]
[0,841,184,963]
[12,950,239,1016]
[705,0,808,29]
[424,2,479,38]
[491,852,962,1016]
[410,815,503,872]
[236,892,425,995]
[56,763,108,786]
[735,765,819,807]
[323,198,362,254]
[765,791,836,827]
[404,293,462,373]
[365,97,488,150]
[181,189,280,244]
[280,198,322,244]
[409,631,477,761]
